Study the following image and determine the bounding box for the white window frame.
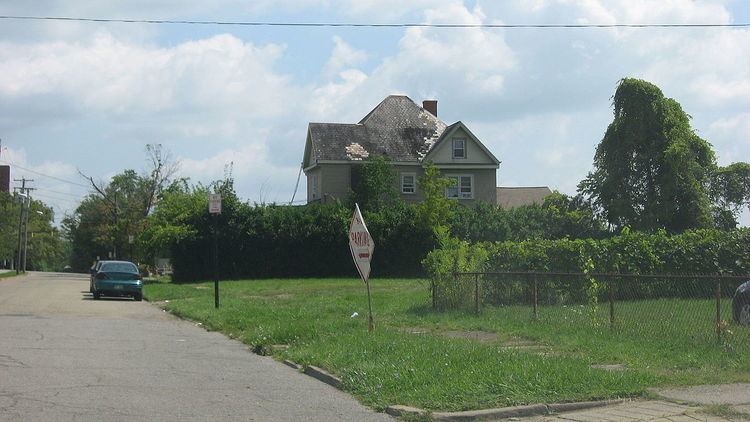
[452,138,466,159]
[445,175,474,199]
[401,173,416,194]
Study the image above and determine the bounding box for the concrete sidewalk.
[502,384,750,421]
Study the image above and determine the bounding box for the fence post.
[715,278,721,343]
[431,279,436,310]
[609,275,615,330]
[533,273,538,320]
[474,273,480,315]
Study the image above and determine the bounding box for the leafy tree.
[0,193,68,271]
[349,155,400,212]
[66,145,178,270]
[579,78,717,232]
[449,192,606,242]
[416,161,456,235]
[711,162,750,228]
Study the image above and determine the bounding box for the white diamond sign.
[348,203,374,283]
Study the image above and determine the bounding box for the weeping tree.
[712,162,750,229]
[579,78,717,232]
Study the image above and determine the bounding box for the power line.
[0,159,90,189]
[0,15,747,29]
[33,192,82,205]
[35,187,88,199]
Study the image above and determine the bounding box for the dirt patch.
[442,330,499,343]
[194,286,209,290]
[591,363,627,372]
[240,293,294,300]
[401,328,550,352]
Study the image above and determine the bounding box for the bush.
[424,228,750,306]
[422,229,490,310]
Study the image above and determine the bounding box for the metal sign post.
[208,193,222,308]
[348,203,375,331]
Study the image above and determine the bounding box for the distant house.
[302,95,501,205]
[496,186,553,209]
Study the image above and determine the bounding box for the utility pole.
[113,190,118,260]
[13,178,34,274]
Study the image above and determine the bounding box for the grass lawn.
[0,271,23,280]
[144,278,750,412]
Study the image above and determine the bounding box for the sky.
[0,0,748,225]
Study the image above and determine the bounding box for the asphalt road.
[0,272,392,421]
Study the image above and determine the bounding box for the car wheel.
[93,291,101,300]
[134,293,143,302]
[733,293,750,326]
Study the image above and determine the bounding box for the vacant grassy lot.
[145,278,750,412]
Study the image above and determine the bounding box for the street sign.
[349,203,375,331]
[348,203,374,282]
[208,193,222,214]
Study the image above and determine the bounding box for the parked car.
[91,260,143,301]
[89,260,110,293]
[732,280,750,326]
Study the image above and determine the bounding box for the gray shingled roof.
[307,95,447,163]
[497,186,553,209]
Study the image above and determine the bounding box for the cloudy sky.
[1,0,748,225]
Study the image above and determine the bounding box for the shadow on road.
[81,293,136,302]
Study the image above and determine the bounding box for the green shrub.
[423,228,489,310]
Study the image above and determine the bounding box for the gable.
[423,123,500,166]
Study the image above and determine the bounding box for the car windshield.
[100,262,138,273]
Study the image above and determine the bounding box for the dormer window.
[452,138,466,159]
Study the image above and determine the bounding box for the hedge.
[424,229,750,309]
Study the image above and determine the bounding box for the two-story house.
[302,95,500,205]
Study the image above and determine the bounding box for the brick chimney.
[423,100,437,117]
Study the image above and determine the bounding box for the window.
[311,174,319,199]
[452,138,466,159]
[401,173,416,194]
[445,175,473,199]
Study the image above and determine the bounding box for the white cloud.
[2,0,749,229]
[323,36,368,77]
[0,146,86,221]
[178,143,301,204]
[0,33,294,120]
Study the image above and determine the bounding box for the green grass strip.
[145,278,750,412]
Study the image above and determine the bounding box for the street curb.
[386,399,625,421]
[283,359,302,370]
[304,365,343,389]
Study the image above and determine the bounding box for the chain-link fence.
[440,272,750,347]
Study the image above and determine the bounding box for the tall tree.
[711,162,750,229]
[416,162,456,236]
[67,145,179,269]
[0,193,68,270]
[579,78,716,232]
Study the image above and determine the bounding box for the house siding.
[306,167,322,202]
[320,164,351,202]
[394,165,425,204]
[308,164,496,205]
[442,168,497,205]
[428,127,496,165]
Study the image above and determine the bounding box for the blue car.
[92,261,143,301]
